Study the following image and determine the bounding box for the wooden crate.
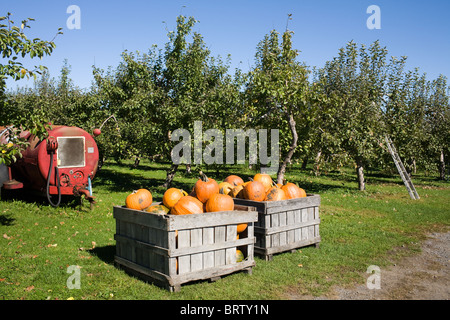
[113,204,257,292]
[234,194,321,261]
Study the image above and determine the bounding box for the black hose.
[46,152,61,207]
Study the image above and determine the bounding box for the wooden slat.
[255,219,321,235]
[177,229,191,274]
[113,206,168,229]
[202,227,215,269]
[190,228,203,272]
[168,210,257,231]
[286,210,295,245]
[214,226,226,267]
[225,225,237,265]
[265,237,321,255]
[115,233,255,258]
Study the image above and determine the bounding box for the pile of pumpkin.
[124,172,307,266]
[125,171,307,215]
[222,173,306,202]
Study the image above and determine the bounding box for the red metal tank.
[1,125,99,207]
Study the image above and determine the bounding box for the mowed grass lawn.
[0,160,449,300]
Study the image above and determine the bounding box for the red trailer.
[0,125,100,208]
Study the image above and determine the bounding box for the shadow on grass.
[0,213,15,226]
[89,245,116,265]
[95,167,165,192]
[0,188,86,210]
[95,161,358,194]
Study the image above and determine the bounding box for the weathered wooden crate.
[234,194,321,261]
[113,203,257,292]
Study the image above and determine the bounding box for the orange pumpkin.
[244,180,266,201]
[298,187,307,198]
[163,188,188,209]
[125,189,153,210]
[218,181,234,195]
[265,187,287,201]
[205,193,234,212]
[237,223,247,233]
[194,171,219,203]
[223,175,244,186]
[171,196,204,215]
[281,182,306,199]
[253,173,273,193]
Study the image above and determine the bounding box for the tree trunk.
[277,111,298,184]
[162,164,179,188]
[355,157,365,191]
[132,155,140,168]
[439,149,446,180]
[314,150,322,176]
[301,154,308,169]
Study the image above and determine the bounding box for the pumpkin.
[163,188,188,209]
[237,223,247,233]
[281,182,306,199]
[236,249,244,262]
[253,173,273,193]
[145,204,170,215]
[244,180,266,201]
[205,193,234,212]
[171,196,204,215]
[218,181,234,195]
[297,187,307,198]
[265,187,287,201]
[229,184,245,198]
[125,189,152,210]
[194,171,219,203]
[223,175,244,186]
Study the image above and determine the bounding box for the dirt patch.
[289,231,450,300]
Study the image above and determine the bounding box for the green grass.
[0,160,449,300]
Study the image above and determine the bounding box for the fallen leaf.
[3,233,10,239]
[298,264,303,267]
[25,285,35,292]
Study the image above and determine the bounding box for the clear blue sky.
[4,0,450,90]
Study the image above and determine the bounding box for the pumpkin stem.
[248,177,254,182]
[198,170,209,182]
